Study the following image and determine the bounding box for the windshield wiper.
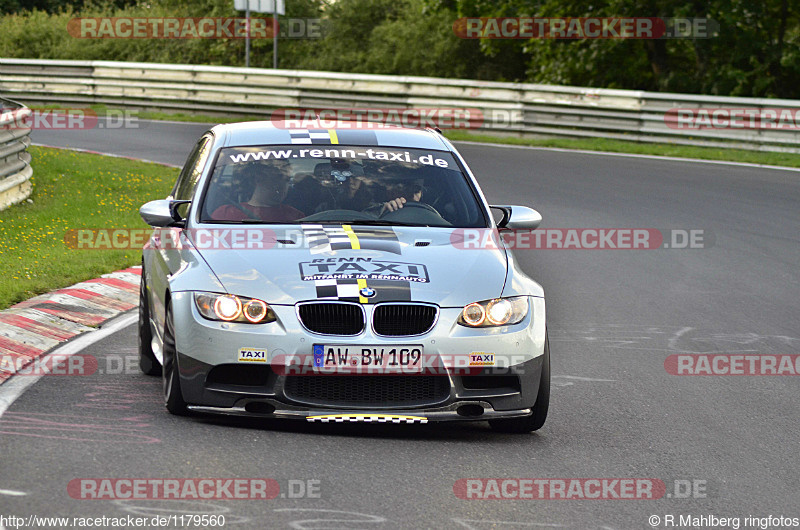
[202,219,434,227]
[200,219,296,224]
[311,219,428,227]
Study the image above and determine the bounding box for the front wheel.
[489,331,550,433]
[138,270,161,376]
[162,301,188,415]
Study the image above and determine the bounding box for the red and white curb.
[0,266,141,385]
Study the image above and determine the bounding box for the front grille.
[284,375,450,407]
[298,303,364,335]
[373,304,437,336]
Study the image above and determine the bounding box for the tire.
[489,331,550,433]
[162,301,189,415]
[138,269,161,376]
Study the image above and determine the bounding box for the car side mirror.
[140,199,190,227]
[491,205,542,230]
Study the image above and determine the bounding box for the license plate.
[312,344,424,373]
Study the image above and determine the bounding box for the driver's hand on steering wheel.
[380,197,407,214]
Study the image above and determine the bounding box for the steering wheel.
[298,209,379,222]
[379,201,442,218]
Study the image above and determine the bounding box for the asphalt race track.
[1,120,798,529]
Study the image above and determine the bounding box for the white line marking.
[30,143,181,168]
[0,313,137,419]
[668,326,694,351]
[112,499,249,523]
[452,518,566,528]
[553,375,615,382]
[453,140,800,173]
[138,118,217,127]
[273,509,387,530]
[0,489,27,496]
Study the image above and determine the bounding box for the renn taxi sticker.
[469,352,495,366]
[238,348,267,363]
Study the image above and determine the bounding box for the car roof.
[210,120,452,151]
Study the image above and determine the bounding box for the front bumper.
[169,291,546,421]
[188,401,532,423]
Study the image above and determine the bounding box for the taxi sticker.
[238,348,267,363]
[469,352,495,366]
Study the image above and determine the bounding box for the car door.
[145,134,214,341]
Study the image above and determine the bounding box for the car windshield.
[199,145,488,227]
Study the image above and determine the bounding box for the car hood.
[191,225,508,307]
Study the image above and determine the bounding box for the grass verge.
[0,146,177,309]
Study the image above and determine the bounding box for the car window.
[172,135,212,217]
[198,145,488,228]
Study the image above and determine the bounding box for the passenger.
[313,161,423,215]
[211,162,304,222]
[313,161,375,212]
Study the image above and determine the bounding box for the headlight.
[458,296,528,327]
[194,292,276,324]
[214,295,241,321]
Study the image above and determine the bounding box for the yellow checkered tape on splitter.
[306,414,428,424]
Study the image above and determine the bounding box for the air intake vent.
[297,302,364,335]
[372,304,438,336]
[206,364,272,387]
[284,375,450,407]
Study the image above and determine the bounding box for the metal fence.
[1,58,799,153]
[0,97,33,211]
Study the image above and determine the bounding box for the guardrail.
[1,58,799,153]
[0,97,33,211]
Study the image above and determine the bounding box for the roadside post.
[233,0,286,68]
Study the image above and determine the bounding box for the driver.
[211,161,305,222]
[375,165,424,215]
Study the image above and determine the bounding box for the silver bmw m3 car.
[138,121,550,432]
